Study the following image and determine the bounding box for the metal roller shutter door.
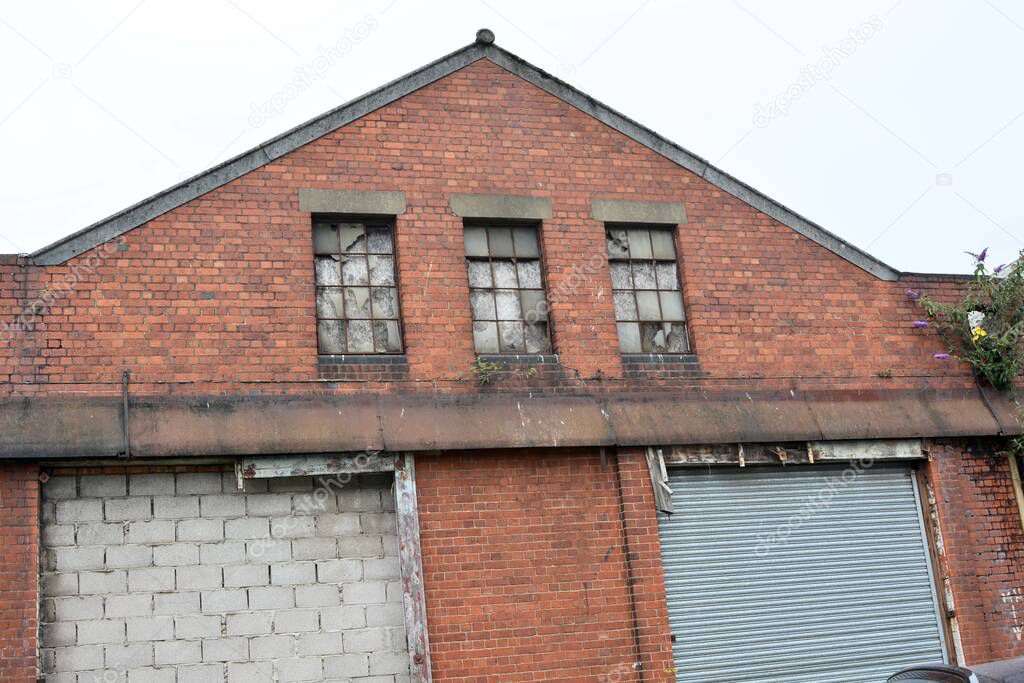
[658,464,946,683]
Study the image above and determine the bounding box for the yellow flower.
[971,327,988,342]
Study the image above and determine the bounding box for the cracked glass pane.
[315,256,341,286]
[628,229,652,259]
[338,224,365,254]
[467,261,493,288]
[366,227,393,254]
[641,322,667,353]
[373,320,402,352]
[488,228,514,257]
[341,255,368,286]
[343,287,371,319]
[371,287,399,319]
[346,320,373,353]
[313,224,338,255]
[664,322,689,352]
[498,321,525,352]
[525,322,550,353]
[517,261,541,288]
[650,230,676,259]
[513,227,539,257]
[316,288,344,319]
[368,255,395,286]
[470,290,496,321]
[492,261,517,288]
[317,320,344,354]
[613,291,637,321]
[636,291,661,321]
[606,228,629,258]
[495,290,522,321]
[520,290,547,322]
[610,262,632,289]
[659,291,685,321]
[617,322,641,353]
[656,262,679,290]
[473,321,499,353]
[464,226,488,257]
[632,262,656,289]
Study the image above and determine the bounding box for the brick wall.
[0,463,40,682]
[925,438,1024,664]
[0,58,970,395]
[415,448,674,682]
[37,469,407,683]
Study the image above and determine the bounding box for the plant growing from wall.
[471,357,504,385]
[914,249,1024,391]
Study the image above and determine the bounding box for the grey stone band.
[298,189,406,215]
[449,194,552,220]
[591,199,687,224]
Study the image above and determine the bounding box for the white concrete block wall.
[40,471,410,683]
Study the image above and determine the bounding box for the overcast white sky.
[1,1,1021,273]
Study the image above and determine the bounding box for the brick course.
[0,463,39,682]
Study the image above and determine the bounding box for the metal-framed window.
[313,217,403,354]
[464,223,552,354]
[607,225,690,354]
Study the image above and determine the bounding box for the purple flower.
[912,321,929,328]
[979,248,988,262]
[906,289,921,300]
[995,263,1007,274]
[934,353,950,360]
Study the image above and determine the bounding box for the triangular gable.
[31,33,900,280]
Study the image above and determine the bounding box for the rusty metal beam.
[0,389,1015,460]
[238,453,396,479]
[395,454,432,682]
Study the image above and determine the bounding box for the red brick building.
[2,30,1023,682]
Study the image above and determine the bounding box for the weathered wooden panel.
[395,454,432,682]
[238,453,397,479]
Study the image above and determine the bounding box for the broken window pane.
[338,224,365,254]
[650,230,676,259]
[318,320,345,354]
[495,290,522,320]
[343,287,371,319]
[371,287,399,319]
[632,262,656,289]
[517,261,542,288]
[468,261,492,288]
[473,321,499,353]
[368,255,395,286]
[607,228,629,258]
[513,227,539,257]
[628,229,652,259]
[341,255,369,286]
[498,321,525,352]
[373,320,402,353]
[492,261,517,288]
[520,290,547,322]
[346,320,373,353]
[613,291,637,321]
[617,322,642,353]
[610,262,632,289]
[464,226,489,257]
[659,291,685,321]
[314,220,402,354]
[605,226,689,354]
[315,256,341,286]
[656,262,679,290]
[366,227,393,254]
[487,228,515,257]
[316,288,344,319]
[470,291,496,320]
[636,291,661,321]
[525,322,551,353]
[313,224,338,255]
